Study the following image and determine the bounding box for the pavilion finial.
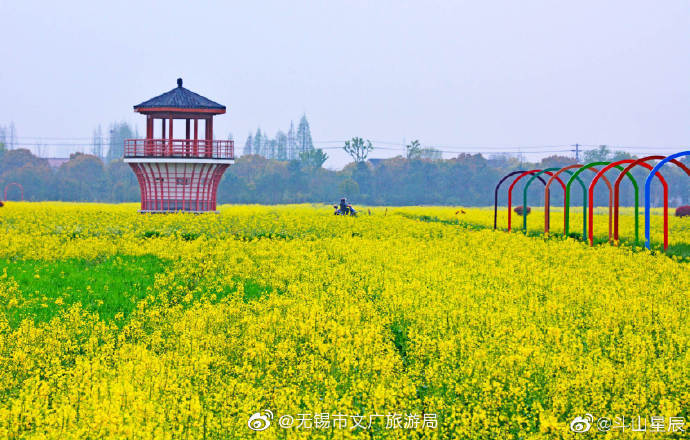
[177,78,183,88]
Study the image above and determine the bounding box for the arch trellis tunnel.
[492,151,690,251]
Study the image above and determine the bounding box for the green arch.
[565,161,639,242]
[522,167,586,233]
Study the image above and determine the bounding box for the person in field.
[334,198,357,216]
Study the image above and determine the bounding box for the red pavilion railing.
[124,139,234,159]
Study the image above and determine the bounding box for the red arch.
[507,170,566,232]
[587,159,660,246]
[613,156,690,250]
[4,182,24,201]
[544,165,614,236]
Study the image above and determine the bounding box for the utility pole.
[9,122,15,150]
[571,143,580,162]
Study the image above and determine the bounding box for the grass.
[238,277,275,302]
[0,254,166,327]
[0,252,278,329]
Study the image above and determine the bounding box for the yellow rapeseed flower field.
[0,202,688,439]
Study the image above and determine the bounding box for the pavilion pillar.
[194,119,198,156]
[146,116,153,155]
[206,117,213,157]
[185,119,191,156]
[169,117,174,155]
[161,119,166,156]
[203,119,208,157]
[146,116,153,139]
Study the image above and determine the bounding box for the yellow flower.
[0,202,686,439]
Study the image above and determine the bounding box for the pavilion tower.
[124,78,234,212]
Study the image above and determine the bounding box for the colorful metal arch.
[587,159,647,246]
[507,170,557,232]
[615,156,690,250]
[565,162,638,240]
[521,168,571,233]
[614,157,690,248]
[544,165,587,235]
[493,170,546,230]
[544,165,615,239]
[645,151,690,249]
[3,182,24,201]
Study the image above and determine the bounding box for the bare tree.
[406,139,421,159]
[343,137,373,163]
[91,125,103,159]
[35,142,46,157]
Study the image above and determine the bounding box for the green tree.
[106,159,139,202]
[611,150,635,161]
[299,148,328,169]
[0,148,54,200]
[420,147,442,160]
[296,115,314,154]
[106,122,136,163]
[287,121,297,160]
[91,125,104,159]
[539,155,577,169]
[266,139,277,159]
[275,131,288,161]
[0,148,47,176]
[56,153,107,201]
[339,178,359,197]
[253,128,263,156]
[0,122,17,150]
[583,145,611,163]
[1,163,54,200]
[243,133,253,156]
[343,137,373,163]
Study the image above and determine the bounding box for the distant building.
[46,157,69,169]
[367,158,386,168]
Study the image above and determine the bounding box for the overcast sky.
[1,0,688,168]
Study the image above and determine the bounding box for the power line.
[12,135,686,151]
[8,136,687,161]
[317,140,576,151]
[14,136,93,141]
[317,145,574,155]
[12,142,101,147]
[580,144,687,151]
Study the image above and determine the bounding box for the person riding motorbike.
[334,198,357,216]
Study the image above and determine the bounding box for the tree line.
[1,139,687,207]
[243,115,315,161]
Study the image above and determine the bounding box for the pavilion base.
[127,161,228,215]
[138,209,219,214]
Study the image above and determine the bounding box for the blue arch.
[645,151,690,249]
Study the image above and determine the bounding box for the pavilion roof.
[134,78,225,112]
